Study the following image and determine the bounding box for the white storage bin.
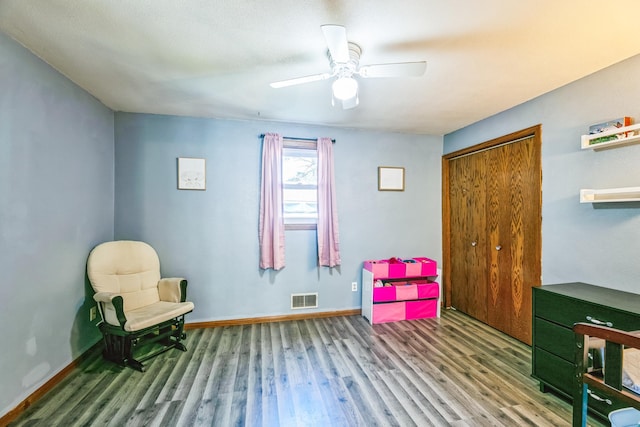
[609,407,640,427]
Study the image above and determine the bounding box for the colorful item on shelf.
[588,116,632,145]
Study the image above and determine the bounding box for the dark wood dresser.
[532,282,640,419]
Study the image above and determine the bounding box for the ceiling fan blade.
[270,72,332,88]
[358,61,427,78]
[341,95,359,110]
[321,24,349,63]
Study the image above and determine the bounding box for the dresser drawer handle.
[586,316,613,327]
[587,389,612,405]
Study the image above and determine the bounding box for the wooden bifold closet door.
[443,126,541,345]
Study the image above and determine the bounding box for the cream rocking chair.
[87,240,194,371]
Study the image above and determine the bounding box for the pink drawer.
[405,262,422,277]
[417,282,439,299]
[387,263,406,278]
[406,300,438,320]
[413,257,438,276]
[364,260,390,278]
[395,284,418,301]
[373,286,397,302]
[372,302,406,323]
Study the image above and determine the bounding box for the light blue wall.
[444,54,640,293]
[0,33,114,416]
[114,113,443,322]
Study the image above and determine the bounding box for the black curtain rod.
[260,134,336,143]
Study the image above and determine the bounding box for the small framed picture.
[378,166,405,191]
[177,157,206,190]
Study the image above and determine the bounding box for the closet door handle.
[471,241,477,247]
[495,245,502,251]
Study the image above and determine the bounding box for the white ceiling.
[2,1,640,135]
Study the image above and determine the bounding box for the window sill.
[285,223,317,231]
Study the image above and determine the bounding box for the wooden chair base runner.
[100,315,188,372]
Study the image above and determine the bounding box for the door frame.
[441,124,542,308]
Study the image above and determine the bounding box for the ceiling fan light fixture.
[332,76,358,100]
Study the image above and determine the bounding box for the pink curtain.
[259,133,285,270]
[317,137,341,267]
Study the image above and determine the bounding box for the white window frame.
[282,140,317,230]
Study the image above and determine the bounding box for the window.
[259,133,340,269]
[282,143,317,229]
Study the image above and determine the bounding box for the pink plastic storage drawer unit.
[372,282,439,303]
[362,256,440,324]
[364,257,437,279]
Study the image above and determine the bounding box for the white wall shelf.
[581,123,640,151]
[580,187,640,203]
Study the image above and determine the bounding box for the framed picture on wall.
[177,157,206,190]
[378,166,405,191]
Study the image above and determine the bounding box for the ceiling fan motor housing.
[328,42,361,78]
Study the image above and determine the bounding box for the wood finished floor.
[8,309,606,427]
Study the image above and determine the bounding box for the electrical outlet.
[89,306,97,321]
[351,282,357,292]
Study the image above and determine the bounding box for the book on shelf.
[588,117,632,145]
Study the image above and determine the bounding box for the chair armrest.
[93,292,127,328]
[93,292,118,303]
[158,278,188,303]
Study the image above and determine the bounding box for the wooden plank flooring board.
[256,323,279,427]
[7,310,607,426]
[243,324,263,427]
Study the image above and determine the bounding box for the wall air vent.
[291,293,318,309]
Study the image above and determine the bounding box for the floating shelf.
[581,123,640,150]
[580,187,640,203]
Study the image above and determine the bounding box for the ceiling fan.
[270,25,427,109]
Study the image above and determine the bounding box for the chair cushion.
[122,301,194,332]
[88,240,162,311]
